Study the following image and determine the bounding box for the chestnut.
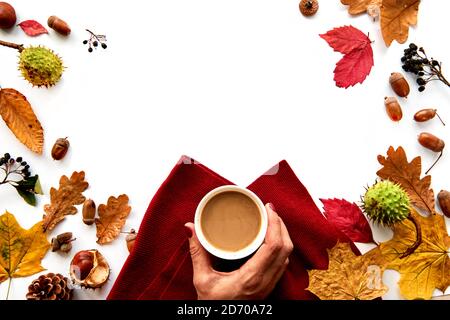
[0,2,16,29]
[70,249,110,288]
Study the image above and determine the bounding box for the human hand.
[185,203,293,300]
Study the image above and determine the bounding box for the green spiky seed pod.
[363,180,410,227]
[18,46,64,87]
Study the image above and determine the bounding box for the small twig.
[86,29,104,43]
[425,151,443,175]
[0,39,24,52]
[399,214,422,259]
[435,112,446,126]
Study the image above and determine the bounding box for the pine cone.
[26,273,73,300]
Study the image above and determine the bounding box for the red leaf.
[320,25,374,88]
[18,20,48,37]
[320,198,375,244]
[334,45,374,88]
[320,25,370,54]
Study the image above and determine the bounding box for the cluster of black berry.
[1,153,41,205]
[401,43,449,92]
[0,153,31,183]
[83,29,107,53]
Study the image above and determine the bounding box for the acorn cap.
[389,72,404,84]
[299,0,319,17]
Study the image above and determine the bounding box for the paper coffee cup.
[195,185,268,260]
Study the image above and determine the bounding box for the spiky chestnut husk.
[363,180,411,227]
[18,46,64,87]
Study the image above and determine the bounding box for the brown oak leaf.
[379,210,450,300]
[377,146,435,215]
[0,211,50,284]
[96,195,131,244]
[306,242,388,300]
[0,88,44,154]
[42,171,89,232]
[342,0,421,46]
[380,0,420,46]
[341,0,382,18]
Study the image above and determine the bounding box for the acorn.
[51,232,76,253]
[51,137,70,160]
[126,229,137,253]
[0,2,16,29]
[384,97,403,122]
[299,0,319,17]
[437,190,450,218]
[418,132,445,153]
[82,199,96,225]
[414,109,445,126]
[48,16,71,36]
[389,72,410,98]
[70,249,110,288]
[418,132,445,174]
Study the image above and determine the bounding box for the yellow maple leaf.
[0,211,50,284]
[379,210,450,300]
[380,0,421,46]
[307,242,388,300]
[0,88,44,154]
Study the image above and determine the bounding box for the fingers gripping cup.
[195,186,268,260]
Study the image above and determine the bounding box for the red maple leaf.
[320,26,374,89]
[320,198,375,244]
[18,20,48,37]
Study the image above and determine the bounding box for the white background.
[0,0,449,300]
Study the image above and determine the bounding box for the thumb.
[185,223,211,275]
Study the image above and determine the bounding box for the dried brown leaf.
[306,242,388,300]
[42,171,89,232]
[341,0,382,16]
[0,211,50,283]
[377,146,435,215]
[379,210,450,300]
[0,88,44,154]
[95,195,131,244]
[380,0,420,46]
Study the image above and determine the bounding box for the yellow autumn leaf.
[0,88,44,154]
[379,210,450,300]
[306,242,388,300]
[0,211,50,284]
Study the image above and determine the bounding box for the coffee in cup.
[195,186,268,260]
